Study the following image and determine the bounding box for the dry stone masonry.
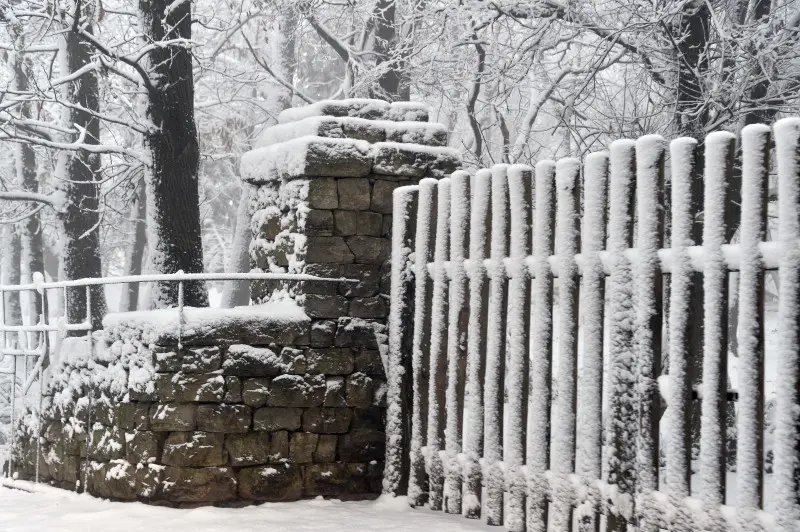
[8,99,459,505]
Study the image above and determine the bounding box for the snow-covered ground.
[0,483,492,531]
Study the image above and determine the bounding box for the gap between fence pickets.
[420,454,783,531]
[419,239,786,281]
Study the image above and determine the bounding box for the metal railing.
[0,270,347,485]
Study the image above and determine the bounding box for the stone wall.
[10,303,384,504]
[8,98,460,505]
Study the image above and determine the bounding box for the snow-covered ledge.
[10,299,386,504]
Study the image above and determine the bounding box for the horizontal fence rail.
[384,118,800,532]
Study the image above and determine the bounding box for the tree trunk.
[120,178,147,312]
[140,0,208,308]
[372,0,402,101]
[2,226,23,349]
[58,17,107,328]
[221,7,298,307]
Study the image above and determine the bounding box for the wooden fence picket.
[485,165,510,526]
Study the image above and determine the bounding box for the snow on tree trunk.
[505,164,532,531]
[736,124,770,511]
[2,226,23,337]
[575,151,607,532]
[484,165,509,526]
[384,184,418,496]
[699,132,735,506]
[463,169,491,519]
[120,178,147,312]
[551,158,581,532]
[443,172,469,514]
[774,117,800,532]
[220,183,253,308]
[665,137,698,500]
[407,178,437,507]
[632,135,666,518]
[527,160,555,532]
[426,177,451,511]
[140,0,208,308]
[605,139,637,530]
[57,19,107,328]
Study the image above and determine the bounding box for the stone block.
[349,296,388,318]
[225,432,272,466]
[86,461,137,500]
[253,407,303,431]
[351,407,384,431]
[182,347,222,373]
[334,318,382,349]
[238,464,303,501]
[339,264,379,297]
[252,208,281,239]
[90,426,126,461]
[314,434,338,463]
[372,143,460,178]
[162,431,226,467]
[224,376,242,403]
[370,180,402,214]
[48,454,80,484]
[290,432,319,463]
[304,237,354,264]
[172,373,225,403]
[270,430,289,460]
[126,430,160,463]
[267,374,326,407]
[305,209,334,236]
[373,379,387,406]
[333,210,357,236]
[346,373,374,407]
[337,178,371,210]
[135,464,163,499]
[150,404,196,432]
[162,466,237,502]
[280,347,307,374]
[222,345,283,377]
[356,211,383,236]
[302,294,349,319]
[341,120,386,144]
[323,376,347,407]
[301,263,341,296]
[305,348,354,375]
[156,373,176,402]
[382,214,392,237]
[310,320,336,347]
[303,463,371,497]
[196,404,251,433]
[154,351,181,372]
[302,407,352,434]
[242,378,270,408]
[116,403,150,431]
[338,429,386,462]
[346,236,389,264]
[354,350,385,376]
[307,178,338,209]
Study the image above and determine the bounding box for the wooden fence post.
[485,164,510,526]
[444,171,470,514]
[736,124,770,511]
[384,185,419,496]
[605,140,637,532]
[774,117,800,532]
[463,169,492,520]
[408,178,438,507]
[527,160,556,532]
[427,177,451,511]
[506,164,533,531]
[576,151,608,532]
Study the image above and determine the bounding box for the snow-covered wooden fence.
[384,119,800,531]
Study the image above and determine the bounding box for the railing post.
[384,184,419,497]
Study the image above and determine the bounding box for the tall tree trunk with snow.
[9,22,45,333]
[58,13,107,328]
[2,226,23,348]
[372,0,403,101]
[221,6,298,307]
[120,178,147,312]
[140,0,208,308]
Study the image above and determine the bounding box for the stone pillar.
[241,99,460,363]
